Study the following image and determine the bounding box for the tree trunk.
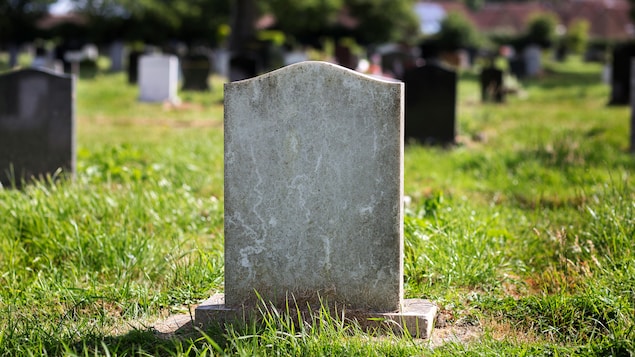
[229,0,257,53]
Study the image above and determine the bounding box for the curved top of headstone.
[229,60,402,86]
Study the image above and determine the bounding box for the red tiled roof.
[36,13,87,30]
[470,2,551,35]
[555,0,633,40]
[422,0,633,40]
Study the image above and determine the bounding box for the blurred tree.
[436,12,481,50]
[70,0,418,48]
[262,0,418,45]
[464,0,484,11]
[564,19,589,54]
[346,0,419,45]
[71,0,231,45]
[524,13,558,48]
[229,0,258,52]
[265,0,341,41]
[0,0,55,66]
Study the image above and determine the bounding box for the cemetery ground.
[0,57,634,355]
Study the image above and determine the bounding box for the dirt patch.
[150,308,483,347]
[90,116,223,129]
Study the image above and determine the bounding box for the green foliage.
[266,0,342,38]
[525,12,559,48]
[346,0,420,44]
[70,0,418,46]
[436,12,482,50]
[564,19,590,54]
[71,0,231,44]
[0,0,55,44]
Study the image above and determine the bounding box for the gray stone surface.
[109,41,125,72]
[523,45,542,77]
[223,61,404,312]
[138,54,179,103]
[0,68,75,188]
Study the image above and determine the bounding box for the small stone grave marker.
[609,43,635,106]
[480,66,505,103]
[523,45,542,77]
[0,68,75,188]
[403,62,457,145]
[138,54,179,103]
[181,53,211,91]
[196,61,437,338]
[109,41,125,72]
[127,50,142,84]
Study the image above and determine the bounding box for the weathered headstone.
[480,67,505,103]
[196,61,437,337]
[0,68,75,188]
[523,45,542,77]
[181,53,211,91]
[109,41,125,72]
[213,48,230,78]
[127,50,142,84]
[138,54,180,103]
[403,63,457,145]
[609,42,635,106]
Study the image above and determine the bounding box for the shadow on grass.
[33,318,230,356]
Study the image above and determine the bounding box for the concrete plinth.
[195,294,437,339]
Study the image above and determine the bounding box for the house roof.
[418,0,633,40]
[36,13,87,30]
[555,0,633,40]
[470,2,550,35]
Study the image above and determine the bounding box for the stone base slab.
[195,294,437,339]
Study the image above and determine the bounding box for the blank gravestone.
[609,43,635,106]
[127,50,142,84]
[196,61,437,338]
[181,53,211,91]
[138,54,179,103]
[403,63,457,145]
[0,68,75,188]
[523,45,542,77]
[109,41,125,72]
[480,67,505,103]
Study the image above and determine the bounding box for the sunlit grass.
[0,54,634,355]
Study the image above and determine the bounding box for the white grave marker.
[138,54,179,103]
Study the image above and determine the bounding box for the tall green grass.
[0,56,633,355]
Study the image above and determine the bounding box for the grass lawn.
[0,56,633,356]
